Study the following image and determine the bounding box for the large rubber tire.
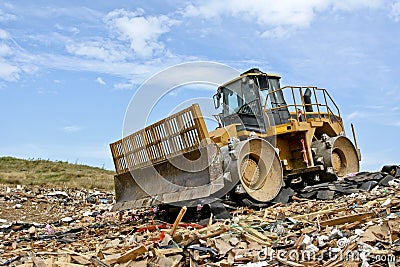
[312,136,359,180]
[229,138,283,202]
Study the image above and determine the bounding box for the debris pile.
[1,167,400,266]
[274,167,400,203]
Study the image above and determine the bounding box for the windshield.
[259,78,285,109]
[222,77,259,116]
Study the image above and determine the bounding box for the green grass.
[0,157,115,190]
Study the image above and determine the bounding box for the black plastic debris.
[381,165,399,176]
[379,175,395,187]
[359,180,378,191]
[272,188,295,204]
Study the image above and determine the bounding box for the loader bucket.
[110,104,228,210]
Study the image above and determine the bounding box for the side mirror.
[213,93,221,109]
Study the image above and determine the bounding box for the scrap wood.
[199,226,229,240]
[320,211,375,226]
[154,247,183,256]
[293,234,304,249]
[242,233,271,246]
[292,195,307,202]
[32,257,47,267]
[239,222,271,243]
[292,207,347,220]
[213,239,233,255]
[197,222,224,234]
[3,170,400,267]
[340,220,362,230]
[61,249,110,267]
[214,259,231,267]
[115,245,147,263]
[170,206,187,237]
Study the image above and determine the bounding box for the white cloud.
[114,81,135,90]
[0,43,12,56]
[54,24,80,35]
[104,8,179,58]
[62,125,83,132]
[70,27,80,35]
[0,9,17,22]
[391,0,400,21]
[182,0,385,38]
[0,59,20,81]
[96,77,106,85]
[387,121,400,127]
[66,41,129,62]
[346,111,370,121]
[0,34,37,81]
[260,26,292,39]
[0,29,10,39]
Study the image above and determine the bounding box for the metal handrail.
[263,86,343,129]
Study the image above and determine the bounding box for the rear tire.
[312,136,359,180]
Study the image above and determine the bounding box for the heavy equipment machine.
[110,68,361,211]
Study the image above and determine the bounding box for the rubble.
[0,167,400,266]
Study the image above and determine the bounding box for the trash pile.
[1,167,400,267]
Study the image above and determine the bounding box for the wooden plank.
[320,212,374,226]
[293,207,347,220]
[170,206,187,236]
[116,245,147,264]
[200,226,229,240]
[155,247,183,256]
[239,223,271,242]
[243,233,271,246]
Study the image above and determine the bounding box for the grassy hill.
[0,157,115,190]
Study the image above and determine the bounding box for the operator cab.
[214,68,290,133]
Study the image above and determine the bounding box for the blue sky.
[0,0,399,171]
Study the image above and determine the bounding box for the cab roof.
[218,69,281,91]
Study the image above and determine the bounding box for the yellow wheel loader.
[110,68,361,211]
